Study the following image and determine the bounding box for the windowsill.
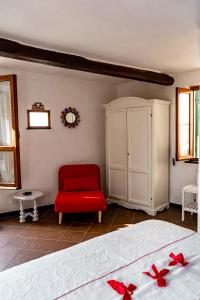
[184,158,198,164]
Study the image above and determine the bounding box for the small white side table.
[13,190,43,223]
[182,184,198,221]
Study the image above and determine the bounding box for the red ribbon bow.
[107,280,137,300]
[169,252,188,267]
[143,264,169,287]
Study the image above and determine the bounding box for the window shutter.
[0,75,21,189]
[176,87,194,160]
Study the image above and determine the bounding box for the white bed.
[0,220,200,300]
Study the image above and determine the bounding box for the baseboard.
[169,203,181,208]
[0,203,54,219]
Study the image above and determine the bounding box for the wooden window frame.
[0,75,21,189]
[176,87,194,161]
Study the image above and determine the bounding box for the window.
[194,88,200,158]
[0,75,21,188]
[176,86,200,161]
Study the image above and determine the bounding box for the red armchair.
[54,164,106,224]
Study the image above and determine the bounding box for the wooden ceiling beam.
[0,38,174,85]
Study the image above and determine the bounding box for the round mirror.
[65,112,76,123]
[61,107,80,128]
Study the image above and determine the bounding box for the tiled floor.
[0,204,197,271]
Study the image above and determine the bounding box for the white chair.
[182,184,198,221]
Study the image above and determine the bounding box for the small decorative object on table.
[23,191,32,196]
[13,190,43,223]
[61,107,80,128]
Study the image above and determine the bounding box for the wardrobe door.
[127,107,152,206]
[106,109,127,200]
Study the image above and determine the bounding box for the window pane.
[179,124,189,156]
[0,81,12,146]
[194,90,200,158]
[179,93,189,125]
[0,151,14,183]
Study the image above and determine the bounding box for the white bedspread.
[0,220,200,300]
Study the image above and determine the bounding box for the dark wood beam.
[0,38,174,85]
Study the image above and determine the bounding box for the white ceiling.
[0,0,199,75]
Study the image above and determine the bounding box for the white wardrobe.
[104,97,170,216]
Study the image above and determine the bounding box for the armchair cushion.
[63,176,98,192]
[55,191,106,213]
[58,164,101,191]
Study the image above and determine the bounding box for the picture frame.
[27,102,51,129]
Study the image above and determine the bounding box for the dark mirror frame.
[61,107,80,128]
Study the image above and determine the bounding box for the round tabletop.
[13,190,43,201]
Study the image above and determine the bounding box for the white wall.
[117,71,200,205]
[1,66,199,212]
[0,68,116,213]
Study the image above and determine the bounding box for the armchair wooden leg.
[59,212,62,225]
[98,211,102,223]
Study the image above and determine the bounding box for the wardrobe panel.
[109,168,126,199]
[106,110,126,167]
[127,107,151,172]
[106,109,127,200]
[127,107,152,205]
[128,172,151,206]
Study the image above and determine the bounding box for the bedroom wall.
[1,65,199,212]
[0,68,116,213]
[117,71,200,205]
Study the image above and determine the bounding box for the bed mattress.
[0,220,199,300]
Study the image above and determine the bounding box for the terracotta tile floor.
[0,204,197,271]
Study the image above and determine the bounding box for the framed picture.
[27,102,51,129]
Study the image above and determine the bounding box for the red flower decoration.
[107,280,137,300]
[143,264,169,287]
[169,252,189,267]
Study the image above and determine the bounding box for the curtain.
[0,81,12,146]
[0,81,14,183]
[0,152,14,183]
